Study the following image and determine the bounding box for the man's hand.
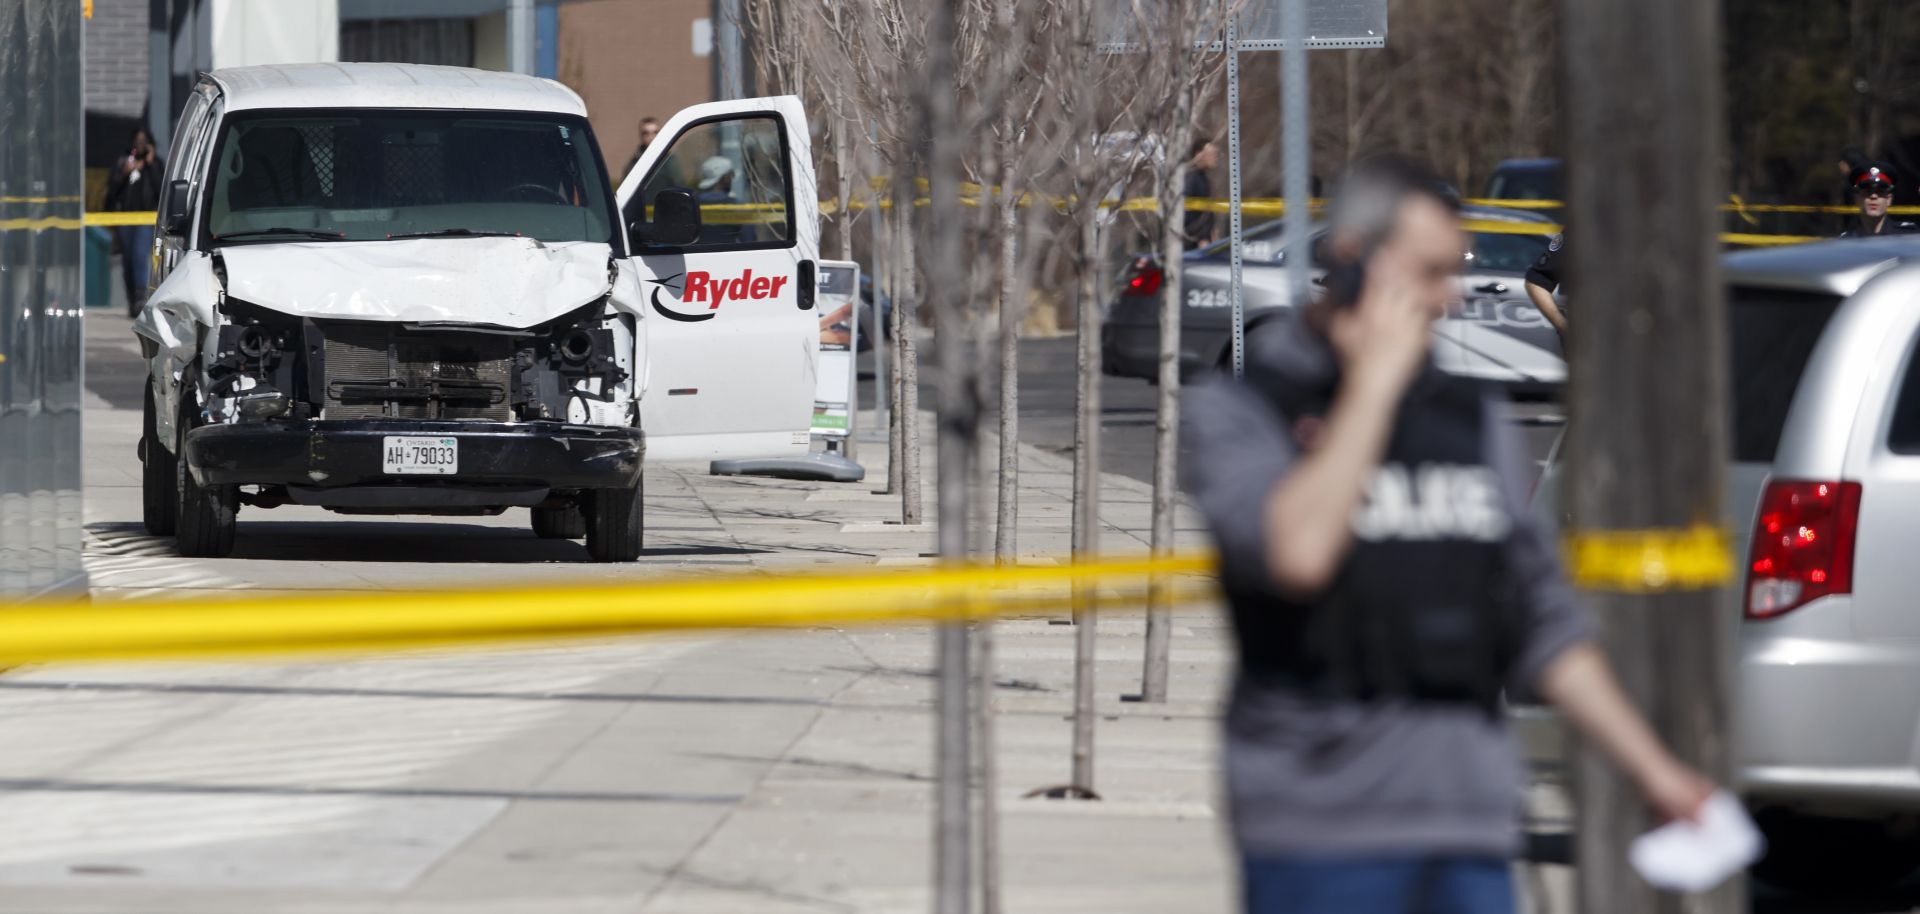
[1537,643,1717,824]
[1328,247,1432,400]
[1637,756,1716,824]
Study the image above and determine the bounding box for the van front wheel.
[142,386,177,536]
[584,480,642,562]
[174,410,237,558]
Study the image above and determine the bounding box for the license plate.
[382,436,458,475]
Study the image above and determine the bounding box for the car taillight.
[1123,258,1163,297]
[1745,480,1861,619]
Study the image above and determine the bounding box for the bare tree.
[1133,3,1231,704]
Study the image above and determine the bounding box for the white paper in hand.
[1628,790,1765,893]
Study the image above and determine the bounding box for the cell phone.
[1322,239,1379,310]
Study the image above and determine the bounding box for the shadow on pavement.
[0,679,822,707]
[87,521,766,564]
[0,777,739,806]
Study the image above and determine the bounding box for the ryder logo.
[648,270,791,323]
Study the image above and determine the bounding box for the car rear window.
[1729,286,1842,463]
[1886,340,1920,454]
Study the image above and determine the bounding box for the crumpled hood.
[220,237,612,329]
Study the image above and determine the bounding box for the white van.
[134,64,819,561]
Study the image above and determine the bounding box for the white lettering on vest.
[1351,463,1511,543]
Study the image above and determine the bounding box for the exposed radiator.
[320,323,514,421]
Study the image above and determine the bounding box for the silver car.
[1100,205,1567,396]
[1536,236,1920,892]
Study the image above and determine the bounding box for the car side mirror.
[630,188,702,248]
[162,179,192,237]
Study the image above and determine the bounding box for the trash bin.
[84,225,112,309]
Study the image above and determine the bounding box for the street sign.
[1096,0,1386,51]
[813,260,861,441]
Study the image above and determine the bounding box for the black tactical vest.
[1224,367,1524,715]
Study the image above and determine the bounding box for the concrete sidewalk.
[0,350,1238,913]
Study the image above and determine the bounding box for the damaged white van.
[135,64,819,560]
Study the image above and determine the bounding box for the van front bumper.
[183,419,645,489]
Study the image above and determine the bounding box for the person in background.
[695,156,746,245]
[104,127,164,317]
[1184,137,1220,249]
[1183,156,1714,914]
[1838,146,1868,183]
[1839,161,1919,237]
[623,116,661,179]
[1523,232,1569,338]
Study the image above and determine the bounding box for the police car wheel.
[583,481,642,563]
[532,503,587,539]
[141,385,178,537]
[173,405,237,559]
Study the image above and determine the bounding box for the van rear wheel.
[584,480,642,562]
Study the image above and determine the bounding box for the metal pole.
[506,0,535,75]
[1281,0,1311,309]
[1226,20,1246,379]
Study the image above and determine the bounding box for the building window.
[340,19,476,69]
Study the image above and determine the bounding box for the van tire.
[142,386,177,536]
[174,408,237,558]
[532,503,587,539]
[584,480,642,562]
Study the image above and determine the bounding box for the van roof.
[1725,236,1920,298]
[207,63,587,117]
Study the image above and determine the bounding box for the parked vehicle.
[136,64,820,560]
[1483,157,1562,202]
[1533,235,1920,892]
[1101,206,1566,396]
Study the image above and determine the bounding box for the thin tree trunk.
[992,188,1022,561]
[925,0,970,907]
[1069,212,1106,793]
[895,183,923,525]
[1142,27,1204,705]
[883,201,903,496]
[835,119,854,262]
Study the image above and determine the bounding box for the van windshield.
[1729,286,1842,463]
[204,110,615,245]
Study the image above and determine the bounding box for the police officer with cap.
[1840,162,1920,238]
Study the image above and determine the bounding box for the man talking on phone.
[1183,157,1713,913]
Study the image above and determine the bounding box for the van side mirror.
[630,188,702,248]
[162,179,192,237]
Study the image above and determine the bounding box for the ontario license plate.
[382,436,458,475]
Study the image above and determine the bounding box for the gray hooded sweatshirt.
[1182,314,1590,859]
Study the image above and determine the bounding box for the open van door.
[617,96,819,461]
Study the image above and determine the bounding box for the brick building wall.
[84,0,153,195]
[557,0,713,182]
[84,0,148,120]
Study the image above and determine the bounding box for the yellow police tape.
[59,200,1824,246]
[1563,525,1735,594]
[82,211,160,228]
[0,552,1218,666]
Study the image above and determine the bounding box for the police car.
[1101,206,1566,396]
[135,64,820,560]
